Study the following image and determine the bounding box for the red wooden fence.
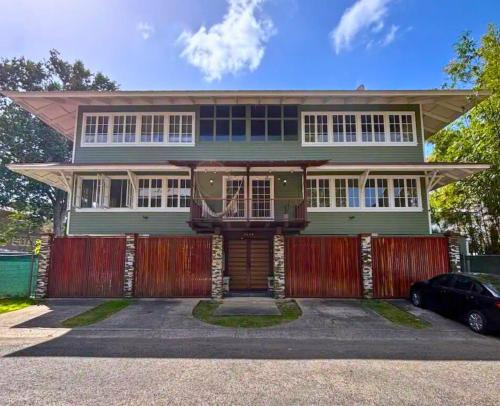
[135,236,212,297]
[286,236,362,298]
[49,237,125,297]
[372,236,450,298]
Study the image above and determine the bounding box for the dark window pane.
[216,119,230,141]
[283,120,298,140]
[251,119,265,140]
[284,105,298,118]
[251,105,265,118]
[231,105,246,118]
[216,105,230,118]
[268,120,281,140]
[109,179,129,208]
[231,120,246,141]
[200,105,214,118]
[267,105,281,118]
[430,274,453,288]
[200,120,214,141]
[453,275,473,291]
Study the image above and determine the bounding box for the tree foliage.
[0,50,118,235]
[429,25,500,254]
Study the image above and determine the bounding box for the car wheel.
[467,310,487,334]
[410,290,423,308]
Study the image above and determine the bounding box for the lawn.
[61,299,130,328]
[362,299,430,329]
[193,299,302,328]
[0,298,35,314]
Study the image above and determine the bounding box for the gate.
[49,237,125,297]
[285,236,362,298]
[372,236,450,298]
[135,236,212,297]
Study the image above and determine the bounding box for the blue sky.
[1,0,498,90]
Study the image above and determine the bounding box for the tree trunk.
[52,190,67,236]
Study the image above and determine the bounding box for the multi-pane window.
[141,115,164,143]
[168,114,193,144]
[306,179,318,208]
[304,114,328,143]
[109,179,131,208]
[332,114,357,143]
[138,178,162,208]
[249,105,299,141]
[251,178,272,218]
[225,178,246,218]
[389,114,414,142]
[400,114,414,142]
[306,178,330,208]
[200,105,246,142]
[393,178,419,207]
[84,116,109,143]
[167,179,191,208]
[361,114,385,142]
[364,179,389,208]
[79,178,103,208]
[113,115,137,143]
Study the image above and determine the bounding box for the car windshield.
[471,274,500,296]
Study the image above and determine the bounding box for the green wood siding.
[73,104,425,164]
[68,212,193,235]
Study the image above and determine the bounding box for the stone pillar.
[446,232,462,273]
[123,234,136,297]
[360,234,373,299]
[211,234,224,299]
[273,234,285,299]
[35,233,53,299]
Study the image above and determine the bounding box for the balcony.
[189,197,308,233]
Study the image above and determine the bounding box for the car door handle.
[466,295,474,300]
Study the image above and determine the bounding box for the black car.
[410,273,500,334]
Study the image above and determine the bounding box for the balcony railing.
[190,197,307,229]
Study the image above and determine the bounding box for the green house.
[4,89,489,296]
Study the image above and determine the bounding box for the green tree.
[429,25,500,254]
[0,50,118,235]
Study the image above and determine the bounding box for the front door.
[226,238,270,290]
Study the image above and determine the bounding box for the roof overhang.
[7,162,490,192]
[0,89,489,140]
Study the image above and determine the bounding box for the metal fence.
[0,254,38,298]
[461,255,500,276]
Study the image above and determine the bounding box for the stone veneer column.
[123,234,136,297]
[211,234,224,299]
[35,233,53,299]
[446,233,462,273]
[273,234,285,299]
[360,234,373,299]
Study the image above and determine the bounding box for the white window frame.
[301,111,418,146]
[249,175,275,220]
[222,176,248,220]
[80,112,196,147]
[306,175,422,212]
[74,175,190,212]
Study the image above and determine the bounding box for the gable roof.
[0,89,489,140]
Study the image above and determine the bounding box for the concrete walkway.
[214,297,280,316]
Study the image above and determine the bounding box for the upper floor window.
[302,112,417,146]
[81,113,195,146]
[306,176,421,211]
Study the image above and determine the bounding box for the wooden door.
[226,239,270,290]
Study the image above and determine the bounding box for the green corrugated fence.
[0,255,38,298]
[462,255,500,276]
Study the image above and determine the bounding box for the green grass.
[362,299,430,329]
[61,299,131,328]
[193,299,302,328]
[0,298,35,314]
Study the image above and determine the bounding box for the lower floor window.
[138,178,163,208]
[80,179,103,208]
[394,178,419,207]
[167,179,191,208]
[109,179,131,208]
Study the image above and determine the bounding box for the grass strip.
[362,299,430,329]
[61,299,130,328]
[193,299,302,328]
[0,298,35,314]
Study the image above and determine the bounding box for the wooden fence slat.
[372,236,450,298]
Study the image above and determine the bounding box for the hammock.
[196,181,244,219]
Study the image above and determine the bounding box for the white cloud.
[330,0,393,54]
[178,0,276,81]
[137,22,154,40]
[380,24,399,46]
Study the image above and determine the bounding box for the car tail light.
[496,301,500,309]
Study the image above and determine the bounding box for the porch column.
[211,234,224,299]
[35,233,53,299]
[273,234,285,299]
[445,232,462,272]
[123,234,136,297]
[360,234,374,299]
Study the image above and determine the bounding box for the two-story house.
[4,90,489,297]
